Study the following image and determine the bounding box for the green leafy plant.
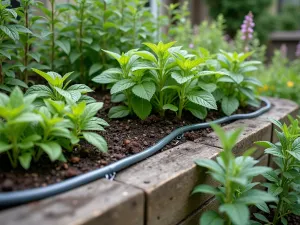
[258,49,300,105]
[163,54,223,119]
[211,50,263,115]
[0,87,42,168]
[255,118,300,225]
[65,100,108,152]
[0,87,108,169]
[193,124,276,225]
[0,0,30,92]
[93,49,156,119]
[26,68,95,104]
[93,42,227,120]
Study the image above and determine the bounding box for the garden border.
[0,98,271,207]
[0,97,299,225]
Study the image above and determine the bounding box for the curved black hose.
[0,98,271,207]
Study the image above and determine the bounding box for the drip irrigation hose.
[0,97,271,207]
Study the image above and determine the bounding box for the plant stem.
[79,0,85,83]
[24,2,29,83]
[50,0,55,70]
[0,59,3,84]
[132,13,136,48]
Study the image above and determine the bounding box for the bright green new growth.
[255,117,300,225]
[212,50,263,115]
[0,87,108,169]
[26,68,95,104]
[193,124,276,225]
[93,42,233,120]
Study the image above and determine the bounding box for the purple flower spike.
[296,41,300,57]
[240,11,255,41]
[189,43,194,49]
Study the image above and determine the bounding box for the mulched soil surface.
[0,91,260,192]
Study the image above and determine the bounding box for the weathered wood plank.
[116,142,221,225]
[196,118,272,159]
[0,179,144,225]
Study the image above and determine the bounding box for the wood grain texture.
[116,142,221,225]
[0,179,144,225]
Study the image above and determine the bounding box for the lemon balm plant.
[193,124,276,225]
[207,50,263,116]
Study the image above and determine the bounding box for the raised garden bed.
[0,91,261,192]
[0,97,298,225]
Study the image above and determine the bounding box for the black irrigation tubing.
[0,97,271,207]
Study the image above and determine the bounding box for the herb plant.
[193,124,276,225]
[93,49,156,119]
[210,50,263,115]
[0,87,42,168]
[0,87,108,169]
[93,42,227,120]
[26,68,95,104]
[0,0,30,92]
[255,118,300,225]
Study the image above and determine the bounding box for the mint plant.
[164,55,222,119]
[93,49,156,119]
[211,50,263,115]
[193,124,276,225]
[255,118,300,225]
[26,68,95,104]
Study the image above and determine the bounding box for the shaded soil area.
[252,209,300,225]
[0,91,260,192]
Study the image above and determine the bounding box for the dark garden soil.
[252,209,300,225]
[0,91,261,192]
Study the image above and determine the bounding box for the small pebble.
[1,179,14,191]
[123,139,131,145]
[70,157,80,164]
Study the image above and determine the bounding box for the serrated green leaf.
[83,132,107,152]
[187,91,217,110]
[221,96,239,116]
[111,79,136,95]
[131,96,152,120]
[108,106,130,118]
[26,85,53,98]
[92,68,121,84]
[132,82,155,101]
